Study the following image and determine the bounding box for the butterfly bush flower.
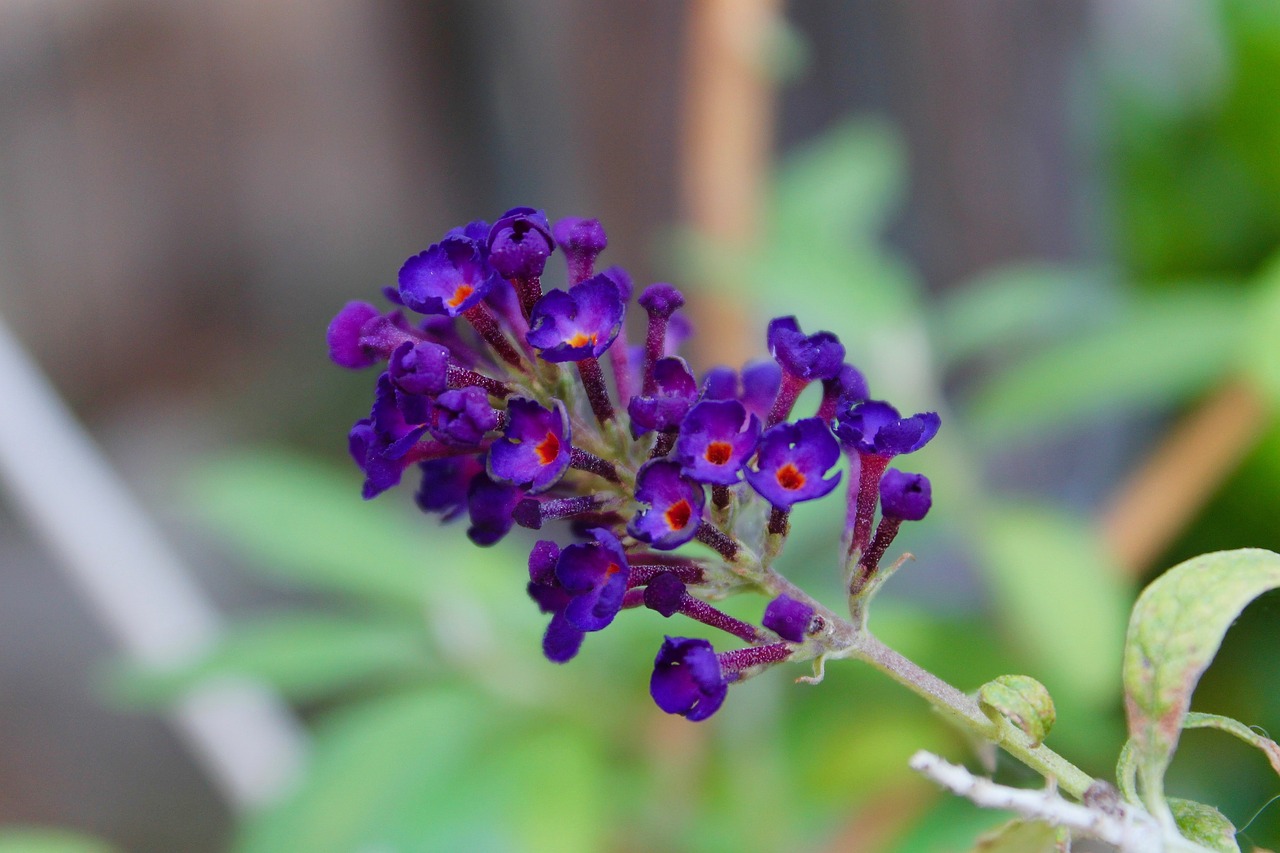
[835,399,940,555]
[488,398,571,493]
[629,460,705,550]
[328,208,942,723]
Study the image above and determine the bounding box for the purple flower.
[768,317,845,381]
[388,340,450,396]
[672,400,761,485]
[556,529,631,632]
[650,636,727,721]
[701,366,738,400]
[833,400,940,458]
[762,594,814,643]
[600,265,633,301]
[487,207,555,281]
[527,541,585,663]
[642,572,687,617]
[741,360,782,418]
[527,276,625,362]
[745,418,842,510]
[414,456,482,521]
[398,238,500,317]
[487,398,571,493]
[628,460,705,550]
[348,374,427,499]
[327,302,418,368]
[879,469,932,521]
[466,473,522,546]
[628,357,699,435]
[638,283,684,318]
[553,217,608,284]
[445,219,491,245]
[430,386,498,446]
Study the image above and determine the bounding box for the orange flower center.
[566,331,599,348]
[775,462,806,491]
[664,499,693,531]
[534,431,560,465]
[704,441,733,465]
[446,283,475,308]
[605,562,622,577]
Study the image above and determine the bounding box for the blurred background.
[2,0,1280,850]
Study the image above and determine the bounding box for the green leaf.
[964,289,1244,443]
[979,505,1129,708]
[0,829,117,853]
[1241,251,1280,406]
[977,675,1056,748]
[187,451,525,614]
[1183,711,1280,779]
[235,687,497,853]
[189,451,433,609]
[769,117,906,245]
[968,819,1065,852]
[115,615,433,704]
[932,264,1112,368]
[1168,798,1241,853]
[1123,548,1280,809]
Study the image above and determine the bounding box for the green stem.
[850,631,1096,798]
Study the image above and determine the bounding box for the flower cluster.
[328,209,939,720]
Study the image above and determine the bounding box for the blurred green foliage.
[94,2,1280,849]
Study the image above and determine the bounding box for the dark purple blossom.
[388,340,450,396]
[745,418,842,510]
[430,386,498,446]
[628,460,705,550]
[672,400,761,485]
[527,276,625,362]
[348,374,427,499]
[466,473,521,546]
[642,572,687,618]
[762,594,814,643]
[487,207,555,281]
[556,529,631,632]
[600,265,633,301]
[741,360,782,418]
[767,317,845,382]
[398,238,499,318]
[650,636,728,721]
[327,302,418,368]
[701,366,738,400]
[628,357,699,435]
[879,469,932,521]
[414,456,482,521]
[638,283,684,318]
[553,217,608,284]
[487,398,571,493]
[833,400,940,458]
[527,541,585,663]
[445,219,491,245]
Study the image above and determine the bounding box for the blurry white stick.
[0,310,307,811]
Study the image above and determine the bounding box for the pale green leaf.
[979,505,1128,708]
[1123,549,1280,805]
[115,615,433,704]
[0,830,117,853]
[769,117,906,245]
[932,264,1112,367]
[1168,798,1241,853]
[1183,711,1280,779]
[235,687,496,853]
[1241,251,1280,407]
[969,819,1065,852]
[965,290,1244,443]
[188,451,526,613]
[978,675,1056,748]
